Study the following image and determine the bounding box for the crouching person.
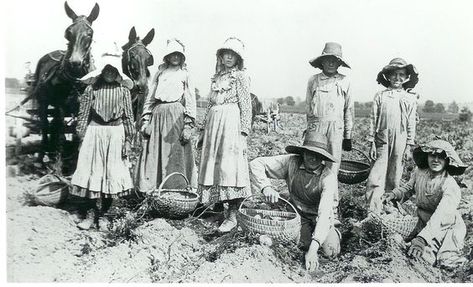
[250,132,341,271]
[382,140,468,269]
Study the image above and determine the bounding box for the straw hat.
[81,43,133,89]
[309,42,350,69]
[376,58,419,89]
[215,37,245,72]
[412,140,468,176]
[286,131,336,163]
[163,38,186,62]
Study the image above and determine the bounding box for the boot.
[217,202,238,233]
[77,209,95,230]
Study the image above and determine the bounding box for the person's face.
[221,50,238,69]
[168,52,183,66]
[387,68,408,89]
[427,152,447,173]
[102,66,118,83]
[321,56,341,76]
[302,150,322,171]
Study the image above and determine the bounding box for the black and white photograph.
[2,0,473,283]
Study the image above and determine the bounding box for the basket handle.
[154,172,190,198]
[238,193,299,216]
[348,147,371,163]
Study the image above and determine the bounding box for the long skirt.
[198,103,251,204]
[71,125,133,199]
[134,102,197,193]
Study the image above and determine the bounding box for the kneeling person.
[250,132,340,271]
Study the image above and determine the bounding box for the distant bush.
[459,107,472,122]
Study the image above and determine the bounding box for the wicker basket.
[151,172,199,219]
[237,195,301,244]
[29,174,70,206]
[338,147,371,184]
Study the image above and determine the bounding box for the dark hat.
[309,42,350,69]
[376,58,419,89]
[413,140,468,176]
[286,131,336,163]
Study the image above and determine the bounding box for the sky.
[3,0,473,103]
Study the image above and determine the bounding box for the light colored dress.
[390,168,467,268]
[366,88,417,213]
[71,84,135,198]
[134,67,197,192]
[198,67,252,204]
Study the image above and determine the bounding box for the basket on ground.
[28,174,70,206]
[338,147,371,184]
[237,195,301,244]
[151,172,199,219]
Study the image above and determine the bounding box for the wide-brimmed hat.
[413,140,468,176]
[376,58,419,89]
[81,44,133,89]
[215,37,245,73]
[309,42,350,69]
[285,131,336,163]
[163,38,186,63]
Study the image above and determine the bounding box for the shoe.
[217,207,237,233]
[97,217,110,231]
[77,210,95,230]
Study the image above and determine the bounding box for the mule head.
[122,27,155,92]
[64,2,99,70]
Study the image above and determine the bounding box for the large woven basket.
[151,172,199,219]
[338,147,371,184]
[237,195,301,244]
[28,174,70,206]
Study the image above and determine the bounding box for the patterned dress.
[198,67,252,204]
[71,83,135,198]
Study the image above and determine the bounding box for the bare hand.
[381,192,396,204]
[262,186,279,203]
[305,243,320,271]
[140,121,151,137]
[369,141,377,161]
[180,125,192,145]
[408,236,426,260]
[122,141,131,159]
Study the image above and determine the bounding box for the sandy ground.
[5,105,473,283]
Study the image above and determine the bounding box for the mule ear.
[128,26,137,42]
[142,28,155,46]
[87,3,100,24]
[64,2,77,20]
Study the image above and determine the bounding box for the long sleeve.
[122,88,136,143]
[312,171,337,244]
[183,73,197,125]
[418,177,462,243]
[368,92,380,143]
[306,75,316,123]
[391,168,417,202]
[141,71,160,121]
[249,155,293,192]
[236,72,252,135]
[76,85,94,138]
[406,94,417,145]
[343,80,354,139]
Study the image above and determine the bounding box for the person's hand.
[404,144,414,162]
[262,186,279,203]
[342,139,352,151]
[408,236,427,260]
[180,125,192,145]
[122,141,131,159]
[381,192,397,204]
[305,241,320,271]
[140,120,151,137]
[196,131,204,149]
[369,141,377,161]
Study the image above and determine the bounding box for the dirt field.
[4,99,473,282]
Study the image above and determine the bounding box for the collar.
[319,72,340,80]
[428,169,447,179]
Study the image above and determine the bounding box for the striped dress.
[71,83,135,199]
